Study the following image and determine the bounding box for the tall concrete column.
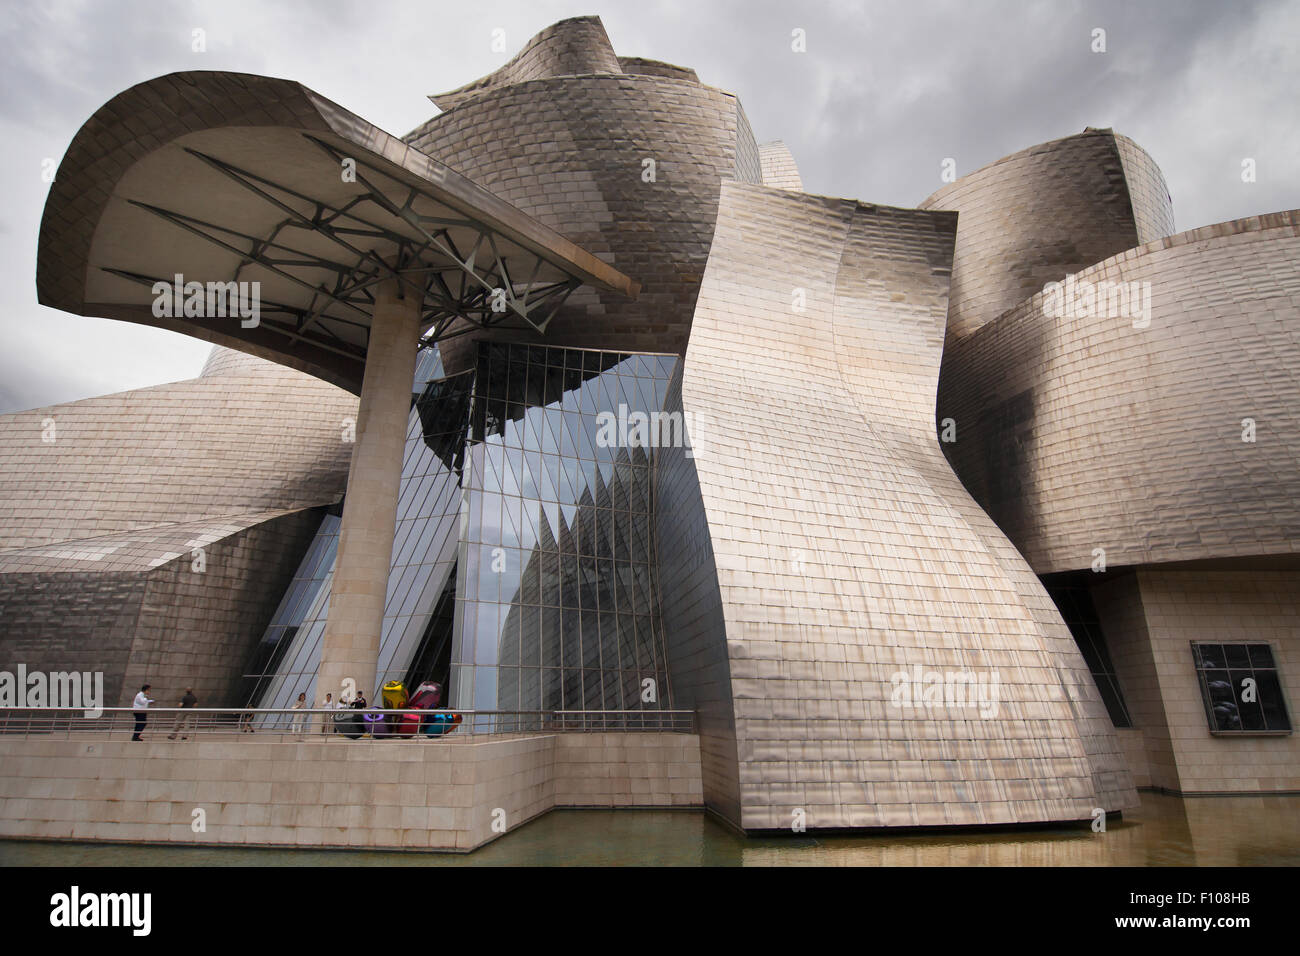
[318,276,419,702]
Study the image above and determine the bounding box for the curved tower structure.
[919,128,1174,344]
[658,182,1133,827]
[405,15,763,372]
[929,127,1299,797]
[938,211,1300,574]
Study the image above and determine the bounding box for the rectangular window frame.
[1191,641,1292,736]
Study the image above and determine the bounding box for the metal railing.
[0,706,696,739]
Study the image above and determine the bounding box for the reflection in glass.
[244,341,679,719]
[1193,641,1292,732]
[453,343,677,714]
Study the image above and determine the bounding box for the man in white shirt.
[131,684,154,741]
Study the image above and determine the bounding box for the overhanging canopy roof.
[37,71,639,393]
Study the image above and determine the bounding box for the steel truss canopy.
[37,72,639,393]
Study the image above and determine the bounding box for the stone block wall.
[0,732,702,852]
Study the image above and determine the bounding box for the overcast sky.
[2,0,1296,413]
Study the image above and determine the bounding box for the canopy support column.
[317,275,419,702]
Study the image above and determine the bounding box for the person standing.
[167,687,198,740]
[290,691,308,735]
[131,684,154,741]
[318,692,334,735]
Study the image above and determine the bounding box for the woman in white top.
[290,692,308,735]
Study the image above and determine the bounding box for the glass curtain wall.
[244,341,680,720]
[452,344,678,717]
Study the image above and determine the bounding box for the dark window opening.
[1192,642,1291,734]
[402,560,457,692]
[1045,584,1132,727]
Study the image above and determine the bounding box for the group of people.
[285,690,369,735]
[129,684,198,741]
[130,684,381,739]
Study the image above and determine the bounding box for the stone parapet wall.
[0,732,702,852]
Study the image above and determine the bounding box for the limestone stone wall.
[0,732,702,852]
[758,141,803,191]
[1102,570,1300,794]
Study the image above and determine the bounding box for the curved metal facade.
[938,210,1300,576]
[662,180,1135,828]
[0,354,356,551]
[429,16,623,111]
[36,71,635,395]
[0,350,358,706]
[406,64,761,374]
[919,129,1172,344]
[1114,132,1176,243]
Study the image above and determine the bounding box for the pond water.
[2,792,1297,866]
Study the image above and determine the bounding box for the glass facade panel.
[246,341,677,717]
[1045,584,1133,727]
[451,343,677,713]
